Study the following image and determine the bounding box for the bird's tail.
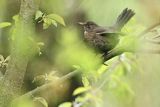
[114,8,135,30]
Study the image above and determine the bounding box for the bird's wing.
[94,26,122,36]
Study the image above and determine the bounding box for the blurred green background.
[0,0,160,107]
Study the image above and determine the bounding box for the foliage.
[35,10,65,29]
[58,102,72,107]
[0,22,11,28]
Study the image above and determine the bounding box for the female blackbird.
[79,8,135,54]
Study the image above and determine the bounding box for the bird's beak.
[78,22,86,25]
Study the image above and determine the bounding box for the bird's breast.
[84,31,94,40]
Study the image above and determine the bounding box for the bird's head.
[78,21,98,32]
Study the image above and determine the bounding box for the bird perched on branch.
[79,8,135,61]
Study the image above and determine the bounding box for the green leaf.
[58,102,72,107]
[75,96,86,103]
[0,22,11,28]
[35,10,43,20]
[82,75,90,87]
[51,20,58,27]
[43,22,49,29]
[46,14,65,26]
[37,42,45,46]
[73,86,91,96]
[12,15,19,22]
[33,97,48,107]
[43,17,53,29]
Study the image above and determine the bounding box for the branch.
[14,69,80,101]
[104,48,160,61]
[138,22,160,37]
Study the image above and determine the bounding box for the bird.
[79,8,135,60]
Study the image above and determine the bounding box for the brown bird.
[79,8,135,60]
